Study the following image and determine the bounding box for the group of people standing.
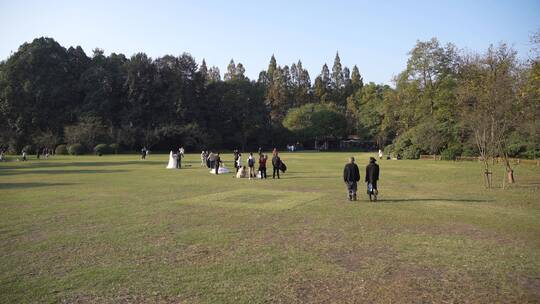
[343,156,380,202]
[232,150,280,179]
[200,151,222,172]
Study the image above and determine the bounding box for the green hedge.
[94,144,111,155]
[68,143,85,155]
[22,145,34,154]
[109,143,120,154]
[55,144,68,155]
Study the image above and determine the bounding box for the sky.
[0,0,539,84]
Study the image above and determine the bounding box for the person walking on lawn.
[365,157,380,201]
[343,156,360,201]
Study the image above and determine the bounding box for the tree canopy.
[0,36,538,160]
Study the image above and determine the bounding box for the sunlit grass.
[1,153,539,303]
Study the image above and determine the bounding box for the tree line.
[0,36,538,162]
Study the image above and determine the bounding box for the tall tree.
[351,65,363,91]
[331,52,344,89]
[0,37,79,150]
[224,59,237,81]
[458,44,520,186]
[199,59,208,80]
[208,66,221,82]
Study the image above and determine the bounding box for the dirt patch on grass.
[516,275,540,301]
[62,291,191,304]
[326,245,398,272]
[415,222,519,246]
[268,273,366,304]
[362,264,477,303]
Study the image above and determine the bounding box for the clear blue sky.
[1,0,538,84]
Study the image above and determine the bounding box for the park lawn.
[0,152,539,303]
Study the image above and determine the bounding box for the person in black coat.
[214,153,222,174]
[365,157,380,201]
[272,153,281,179]
[343,157,360,201]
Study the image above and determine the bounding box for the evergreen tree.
[267,54,277,82]
[199,59,208,80]
[351,65,363,91]
[236,62,246,80]
[208,66,221,82]
[224,59,237,81]
[331,52,344,89]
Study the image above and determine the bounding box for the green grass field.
[1,152,539,303]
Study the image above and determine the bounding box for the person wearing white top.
[247,152,256,179]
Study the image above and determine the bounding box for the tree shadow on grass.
[282,176,337,179]
[0,169,129,176]
[376,198,493,203]
[1,160,164,170]
[0,182,76,190]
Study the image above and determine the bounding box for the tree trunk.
[507,169,515,184]
[502,152,515,184]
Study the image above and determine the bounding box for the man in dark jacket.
[272,153,281,179]
[343,157,360,201]
[365,157,380,201]
[214,153,222,174]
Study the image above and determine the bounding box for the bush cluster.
[55,144,68,155]
[68,143,85,155]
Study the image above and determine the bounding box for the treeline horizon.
[0,36,538,159]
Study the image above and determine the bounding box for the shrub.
[94,144,111,155]
[393,133,422,159]
[68,143,85,155]
[441,144,462,160]
[507,143,526,158]
[22,145,34,154]
[55,144,68,155]
[519,149,540,159]
[383,144,394,156]
[461,146,476,157]
[401,145,421,159]
[109,143,120,154]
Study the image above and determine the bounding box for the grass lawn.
[1,152,539,303]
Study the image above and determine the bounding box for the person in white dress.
[166,151,178,169]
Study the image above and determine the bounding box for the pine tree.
[267,54,277,82]
[351,65,363,91]
[331,52,344,89]
[224,59,237,81]
[236,62,246,80]
[321,64,330,89]
[267,67,290,123]
[208,66,221,82]
[199,59,208,80]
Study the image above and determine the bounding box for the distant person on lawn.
[247,152,256,179]
[141,147,147,159]
[343,157,360,201]
[365,157,380,201]
[272,152,282,179]
[258,154,267,179]
[214,153,222,174]
[236,165,248,178]
[200,150,206,167]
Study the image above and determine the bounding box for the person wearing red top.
[258,154,267,179]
